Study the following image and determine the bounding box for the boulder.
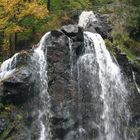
[0,50,38,105]
[61,25,84,57]
[1,67,34,104]
[61,24,83,40]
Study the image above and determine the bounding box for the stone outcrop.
[0,51,36,105]
[0,11,140,140]
[85,14,112,40]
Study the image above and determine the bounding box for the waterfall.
[85,32,130,139]
[77,32,131,140]
[132,72,140,94]
[0,10,138,140]
[68,38,73,76]
[0,53,18,80]
[77,11,135,140]
[34,32,51,140]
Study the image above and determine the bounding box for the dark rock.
[0,50,37,105]
[61,24,84,58]
[69,10,81,24]
[130,115,140,127]
[1,67,35,104]
[131,62,140,74]
[0,118,7,134]
[85,13,112,40]
[53,127,67,139]
[117,52,133,79]
[51,117,68,125]
[61,24,83,39]
[135,72,140,86]
[46,27,103,140]
[131,64,140,87]
[117,53,128,65]
[136,57,140,62]
[51,30,64,37]
[61,10,81,25]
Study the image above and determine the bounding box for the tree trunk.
[32,27,36,41]
[9,33,17,56]
[47,0,50,10]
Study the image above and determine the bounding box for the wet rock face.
[116,53,133,79]
[115,51,140,138]
[131,63,140,86]
[0,51,36,105]
[85,14,112,40]
[0,13,140,139]
[2,68,34,104]
[61,11,112,40]
[46,27,102,140]
[47,29,81,140]
[61,25,84,57]
[0,51,40,139]
[0,118,6,134]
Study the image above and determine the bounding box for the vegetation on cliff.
[0,0,139,62]
[0,1,140,139]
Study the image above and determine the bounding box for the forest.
[0,0,140,63]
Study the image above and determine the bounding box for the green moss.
[0,104,14,123]
[51,0,92,11]
[112,32,140,63]
[126,126,140,136]
[16,114,23,121]
[0,111,9,118]
[0,56,3,64]
[0,103,4,111]
[0,122,15,140]
[105,39,114,54]
[0,103,25,140]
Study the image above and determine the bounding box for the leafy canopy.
[0,0,48,33]
[0,0,48,53]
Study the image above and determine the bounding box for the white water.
[68,38,73,76]
[132,72,140,94]
[34,32,51,140]
[0,32,51,140]
[78,11,132,140]
[85,32,130,140]
[0,53,18,81]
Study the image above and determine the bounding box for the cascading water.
[85,32,130,140]
[132,72,140,94]
[77,11,135,140]
[0,53,18,80]
[34,32,51,140]
[68,38,73,76]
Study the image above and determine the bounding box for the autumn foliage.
[0,0,48,56]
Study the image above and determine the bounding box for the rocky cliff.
[0,11,140,140]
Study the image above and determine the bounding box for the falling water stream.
[132,72,140,94]
[0,53,18,80]
[34,32,51,140]
[85,32,130,139]
[77,11,134,140]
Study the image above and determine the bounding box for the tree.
[0,0,48,57]
[47,0,50,10]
